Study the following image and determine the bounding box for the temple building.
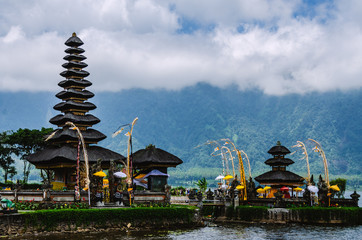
[27,33,124,190]
[132,145,183,192]
[255,141,304,198]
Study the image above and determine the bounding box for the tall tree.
[6,128,53,183]
[0,131,17,182]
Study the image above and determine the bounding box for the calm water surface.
[11,224,362,240]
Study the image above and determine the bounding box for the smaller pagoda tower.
[28,33,124,190]
[255,141,304,197]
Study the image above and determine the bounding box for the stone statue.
[274,190,285,208]
[230,176,239,200]
[90,159,103,205]
[246,177,257,199]
[302,185,311,205]
[350,191,360,207]
[206,188,214,200]
[197,191,203,202]
[165,184,171,204]
[188,189,196,200]
[108,160,117,202]
[317,175,328,206]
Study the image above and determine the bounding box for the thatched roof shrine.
[255,141,304,187]
[133,145,183,169]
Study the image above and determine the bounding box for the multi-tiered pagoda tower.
[255,141,304,197]
[28,33,124,190]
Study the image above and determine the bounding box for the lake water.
[10,223,362,240]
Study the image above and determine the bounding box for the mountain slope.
[1,84,361,186]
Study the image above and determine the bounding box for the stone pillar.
[234,189,239,209]
[350,191,360,207]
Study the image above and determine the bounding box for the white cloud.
[0,0,362,95]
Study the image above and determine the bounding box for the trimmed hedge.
[234,206,269,221]
[201,205,215,216]
[225,206,361,225]
[23,206,196,230]
[0,182,43,190]
[294,207,361,225]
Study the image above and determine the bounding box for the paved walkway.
[170,196,189,204]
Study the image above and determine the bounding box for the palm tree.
[196,177,208,193]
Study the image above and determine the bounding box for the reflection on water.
[10,224,362,240]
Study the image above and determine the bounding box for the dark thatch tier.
[54,100,96,112]
[268,145,291,155]
[49,113,100,126]
[133,147,183,168]
[27,145,125,166]
[65,34,84,47]
[60,69,90,78]
[58,79,92,88]
[255,170,304,184]
[62,61,88,69]
[56,89,94,100]
[46,128,106,143]
[264,157,294,166]
[63,54,87,62]
[65,47,85,54]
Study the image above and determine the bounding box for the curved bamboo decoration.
[126,117,138,186]
[239,150,252,180]
[206,140,229,175]
[308,139,330,188]
[65,122,91,206]
[220,138,249,200]
[236,150,247,200]
[221,138,252,179]
[293,141,311,185]
[221,146,235,177]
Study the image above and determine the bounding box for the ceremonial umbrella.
[215,175,225,180]
[223,175,233,180]
[330,185,340,191]
[257,188,265,193]
[307,185,319,193]
[114,171,127,178]
[93,171,106,177]
[280,186,290,191]
[236,185,244,190]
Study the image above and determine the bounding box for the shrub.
[292,207,361,225]
[23,206,196,231]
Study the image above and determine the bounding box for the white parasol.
[307,185,319,193]
[215,175,225,180]
[114,171,127,178]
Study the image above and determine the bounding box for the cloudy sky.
[1,0,362,95]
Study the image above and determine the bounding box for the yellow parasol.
[330,185,340,191]
[293,187,303,192]
[134,174,146,179]
[263,186,271,191]
[236,185,244,190]
[93,171,107,177]
[223,175,233,180]
[257,188,265,193]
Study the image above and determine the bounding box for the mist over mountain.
[1,83,361,186]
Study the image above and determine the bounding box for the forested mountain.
[1,83,361,187]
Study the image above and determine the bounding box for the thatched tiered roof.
[255,142,304,186]
[27,33,124,168]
